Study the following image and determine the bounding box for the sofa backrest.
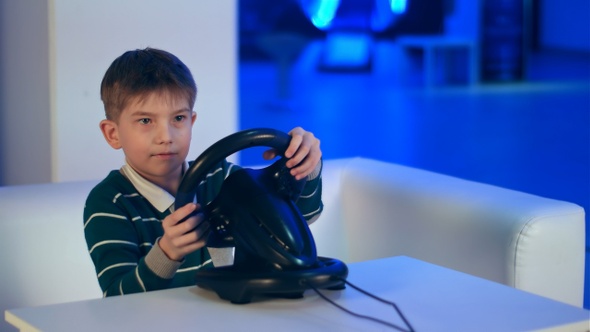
[311,158,586,307]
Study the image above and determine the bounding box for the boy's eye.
[138,118,151,125]
[174,115,186,122]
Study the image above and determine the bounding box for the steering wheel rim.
[175,128,291,210]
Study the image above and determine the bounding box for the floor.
[238,40,590,307]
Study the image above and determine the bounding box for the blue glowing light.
[310,0,341,30]
[390,0,407,14]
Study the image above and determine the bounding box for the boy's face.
[100,92,196,191]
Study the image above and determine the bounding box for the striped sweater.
[83,159,323,297]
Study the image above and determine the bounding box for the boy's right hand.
[159,203,209,261]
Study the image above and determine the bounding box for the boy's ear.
[100,119,122,149]
[191,111,197,125]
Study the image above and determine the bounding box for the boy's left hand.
[263,127,321,180]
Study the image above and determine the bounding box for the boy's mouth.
[153,152,177,159]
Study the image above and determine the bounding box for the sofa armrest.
[311,158,585,307]
[0,181,103,330]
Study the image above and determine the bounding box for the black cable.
[303,277,415,332]
[339,277,416,332]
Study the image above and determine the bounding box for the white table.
[5,256,589,332]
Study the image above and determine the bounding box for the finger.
[290,157,315,180]
[179,211,206,235]
[262,148,277,160]
[163,203,197,228]
[163,210,202,241]
[178,219,210,246]
[284,127,304,159]
[287,132,319,169]
[164,217,195,241]
[177,224,210,256]
[291,146,321,180]
[286,142,310,168]
[169,231,209,259]
[286,132,314,168]
[179,236,209,257]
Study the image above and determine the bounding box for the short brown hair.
[100,48,197,121]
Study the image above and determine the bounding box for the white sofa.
[0,157,585,330]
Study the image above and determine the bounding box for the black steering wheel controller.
[174,128,348,304]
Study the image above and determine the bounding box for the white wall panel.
[0,0,237,185]
[51,0,238,182]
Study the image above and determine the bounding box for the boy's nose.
[155,123,174,143]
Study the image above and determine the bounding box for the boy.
[84,48,323,297]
